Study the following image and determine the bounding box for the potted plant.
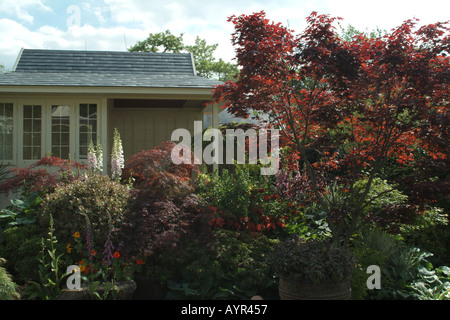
[268,236,355,300]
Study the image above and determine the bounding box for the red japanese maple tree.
[213,11,449,244]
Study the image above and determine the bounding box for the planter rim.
[278,277,352,300]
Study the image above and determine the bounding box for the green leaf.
[441,266,450,276]
[10,198,26,208]
[0,210,16,218]
[9,217,36,226]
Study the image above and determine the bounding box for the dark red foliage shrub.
[121,141,199,200]
[116,141,211,259]
[0,156,86,196]
[116,193,211,258]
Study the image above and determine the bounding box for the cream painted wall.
[110,107,204,160]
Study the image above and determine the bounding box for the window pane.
[23,147,31,160]
[61,123,70,133]
[52,133,60,145]
[52,105,70,159]
[5,104,13,118]
[79,103,97,159]
[80,133,88,145]
[0,103,14,160]
[79,146,87,157]
[80,104,88,118]
[23,133,32,146]
[79,124,88,133]
[90,121,97,134]
[23,119,32,132]
[22,105,41,160]
[61,147,70,159]
[89,104,97,117]
[33,105,41,118]
[61,133,70,146]
[32,147,41,160]
[33,133,41,146]
[33,120,41,132]
[23,105,32,118]
[52,146,60,158]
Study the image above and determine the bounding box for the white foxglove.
[87,140,97,172]
[111,128,124,180]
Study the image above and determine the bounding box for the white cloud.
[81,2,108,25]
[1,0,448,70]
[67,24,148,51]
[0,18,149,69]
[0,0,52,23]
[324,0,449,32]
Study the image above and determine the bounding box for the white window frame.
[0,101,15,164]
[77,101,99,161]
[14,99,101,167]
[46,100,75,161]
[19,99,46,167]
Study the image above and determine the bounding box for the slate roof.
[0,49,222,88]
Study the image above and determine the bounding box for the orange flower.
[113,251,120,259]
[73,232,80,238]
[91,250,97,256]
[66,243,72,253]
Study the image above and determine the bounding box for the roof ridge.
[21,48,191,55]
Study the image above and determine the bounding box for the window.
[23,105,42,160]
[0,103,13,160]
[79,103,97,159]
[51,105,70,159]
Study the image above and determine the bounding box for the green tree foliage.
[338,23,386,41]
[128,29,184,53]
[128,30,238,81]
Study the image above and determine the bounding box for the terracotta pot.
[278,277,351,300]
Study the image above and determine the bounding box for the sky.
[0,0,449,70]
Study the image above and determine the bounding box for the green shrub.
[408,265,450,300]
[0,224,43,284]
[0,258,20,300]
[350,227,401,299]
[166,230,280,300]
[401,207,450,266]
[196,165,293,234]
[39,174,131,252]
[350,227,449,300]
[354,177,415,233]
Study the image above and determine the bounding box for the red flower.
[136,259,145,265]
[113,251,120,259]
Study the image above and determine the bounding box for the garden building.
[0,48,223,206]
